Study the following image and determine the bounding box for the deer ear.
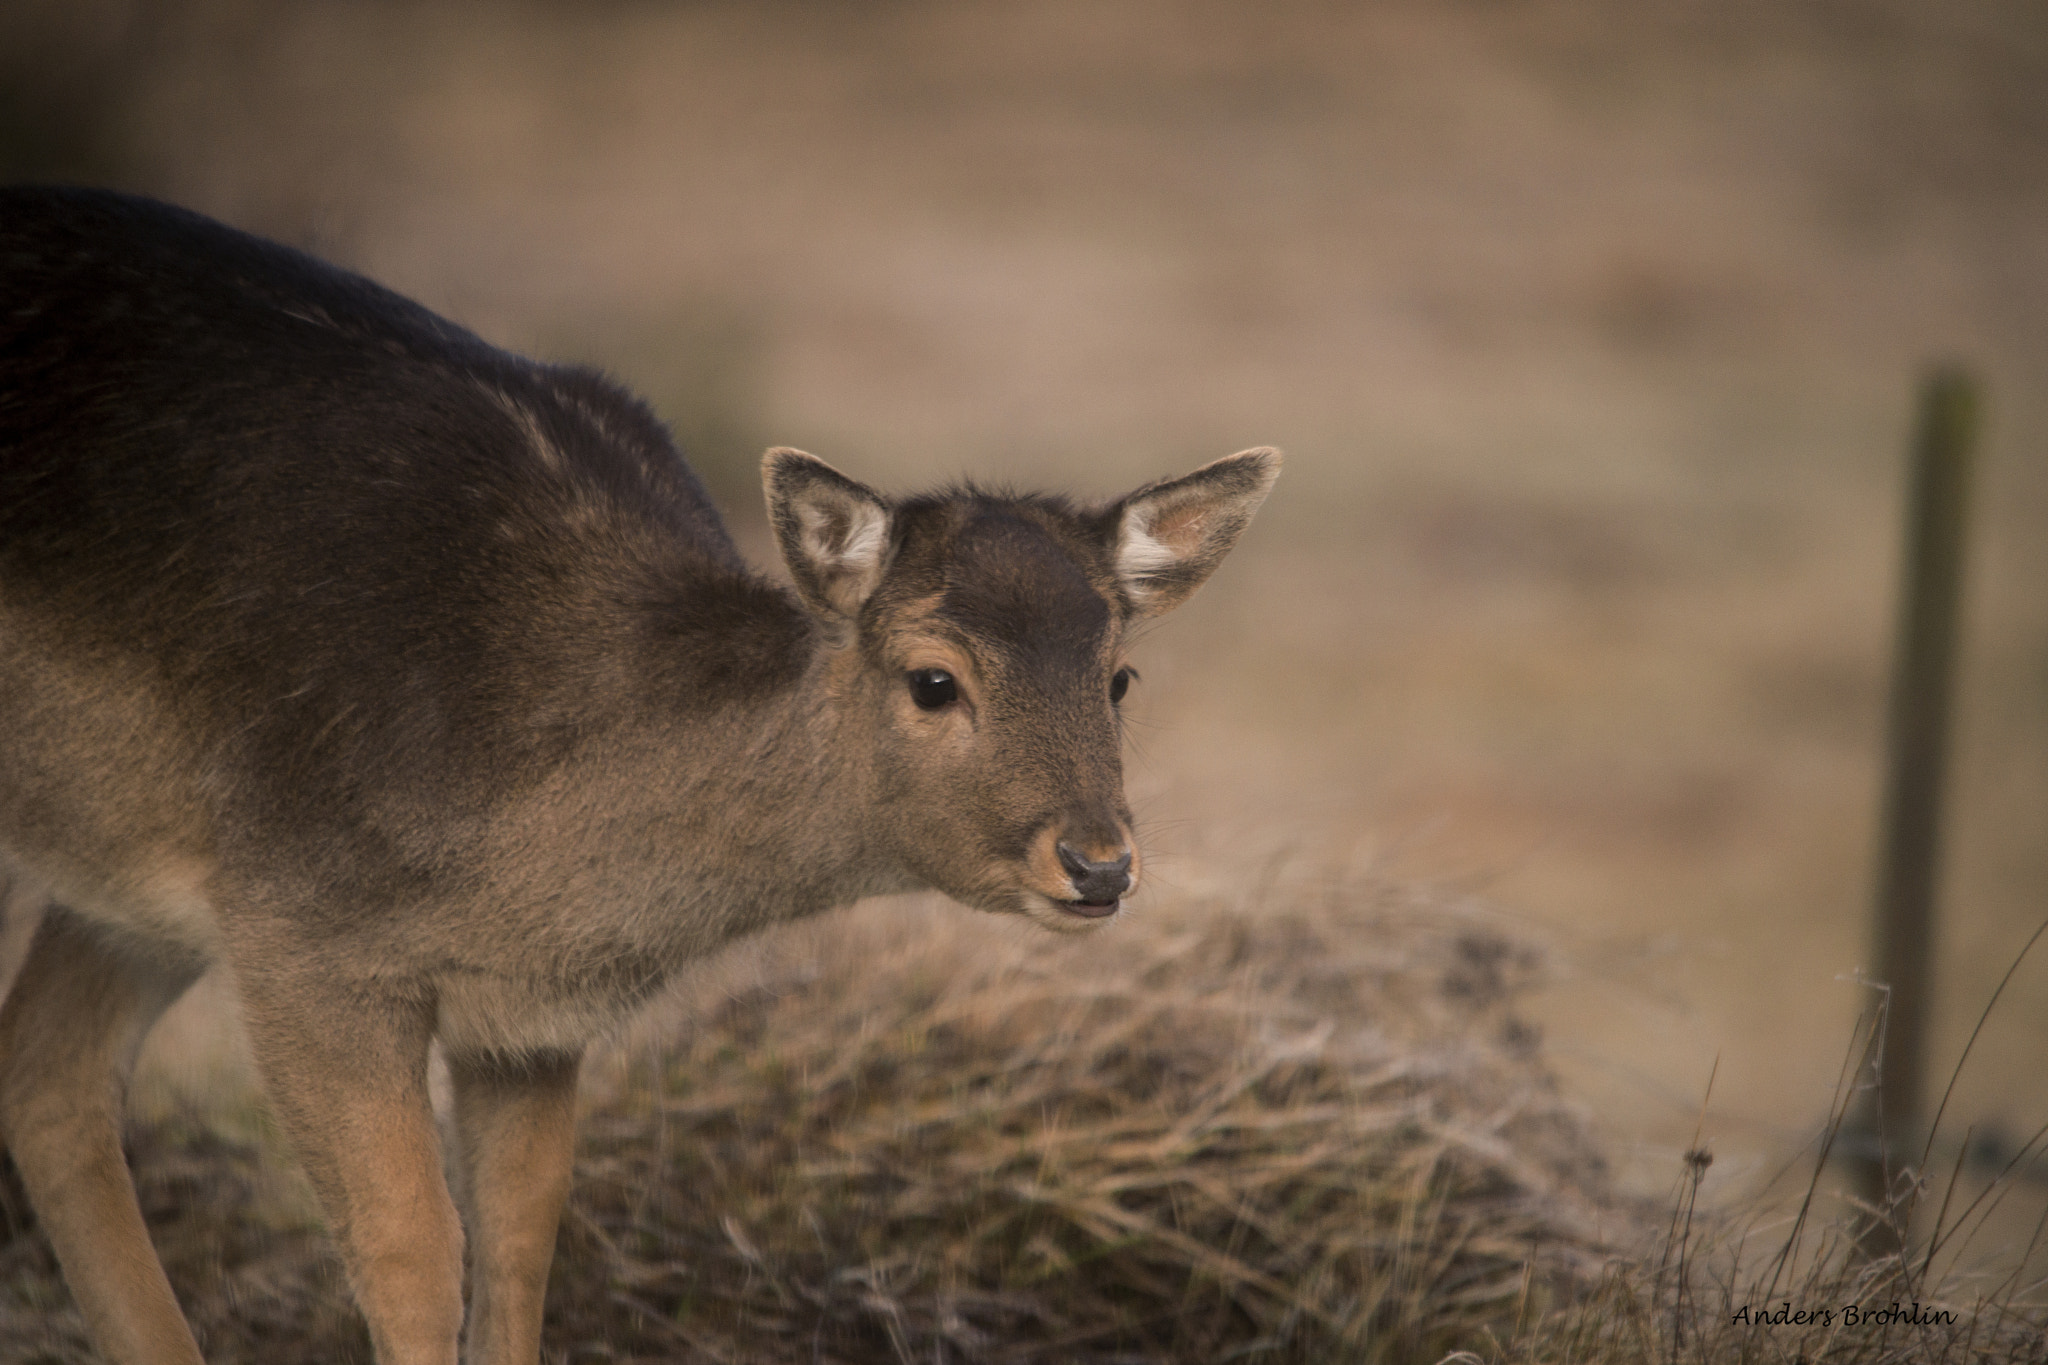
[1107,448,1280,616]
[763,448,893,624]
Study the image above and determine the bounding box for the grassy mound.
[0,876,1728,1361]
[551,880,1612,1362]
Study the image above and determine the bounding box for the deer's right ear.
[763,448,893,627]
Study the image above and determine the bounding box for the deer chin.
[938,866,1127,930]
[1017,889,1125,934]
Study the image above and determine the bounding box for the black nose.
[1055,842,1133,905]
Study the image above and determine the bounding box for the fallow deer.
[0,187,1277,1365]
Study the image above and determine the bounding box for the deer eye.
[907,668,958,710]
[1110,667,1134,704]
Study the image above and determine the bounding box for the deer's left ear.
[1103,448,1280,616]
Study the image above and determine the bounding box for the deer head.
[765,446,1279,932]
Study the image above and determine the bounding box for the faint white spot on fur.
[555,384,628,458]
[479,382,563,474]
[279,302,339,332]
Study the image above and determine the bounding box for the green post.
[1854,366,1979,1248]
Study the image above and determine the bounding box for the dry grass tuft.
[1492,944,2048,1365]
[552,878,1614,1363]
[0,873,1618,1363]
[1491,1158,2048,1365]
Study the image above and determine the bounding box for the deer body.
[0,188,1276,1365]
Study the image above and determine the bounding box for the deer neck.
[628,629,907,941]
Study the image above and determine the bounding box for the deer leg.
[0,906,205,1365]
[446,1048,581,1365]
[234,961,464,1365]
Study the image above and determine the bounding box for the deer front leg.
[234,959,464,1365]
[0,907,205,1365]
[447,1048,581,1365]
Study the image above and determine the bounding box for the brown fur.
[0,187,1278,1364]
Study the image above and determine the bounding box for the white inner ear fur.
[1116,500,1205,598]
[798,495,889,614]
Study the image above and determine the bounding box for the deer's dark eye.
[908,668,958,710]
[1110,667,1134,704]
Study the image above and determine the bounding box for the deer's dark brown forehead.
[932,509,1110,659]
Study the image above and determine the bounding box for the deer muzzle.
[1054,841,1133,914]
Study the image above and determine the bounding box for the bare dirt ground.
[6,0,2047,1246]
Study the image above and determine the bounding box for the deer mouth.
[1013,888,1124,933]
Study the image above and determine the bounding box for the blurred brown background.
[5,0,2044,1210]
